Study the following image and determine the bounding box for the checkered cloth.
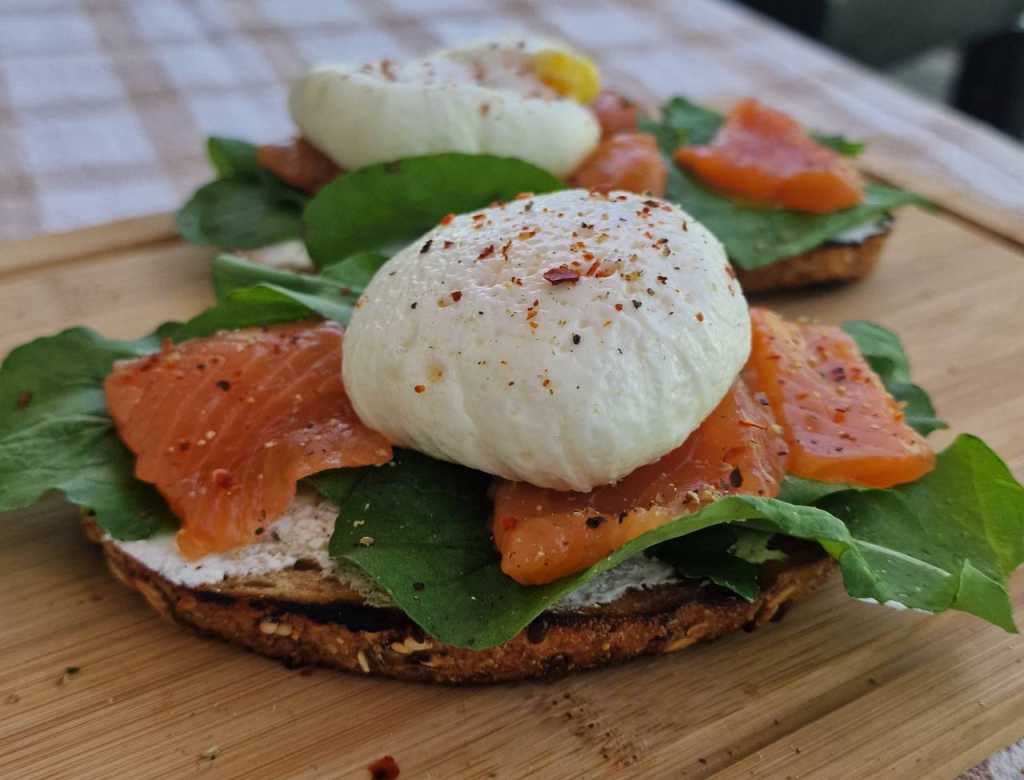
[3,0,1024,243]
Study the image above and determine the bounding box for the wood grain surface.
[0,196,1022,779]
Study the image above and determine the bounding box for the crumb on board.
[368,755,400,779]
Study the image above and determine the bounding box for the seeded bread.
[734,226,889,294]
[84,518,834,684]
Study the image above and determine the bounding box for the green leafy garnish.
[304,153,562,267]
[210,253,386,325]
[177,137,311,249]
[842,320,946,435]
[652,526,763,602]
[814,134,866,156]
[319,435,1024,648]
[0,277,359,539]
[0,329,173,539]
[641,98,926,270]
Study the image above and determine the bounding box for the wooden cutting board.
[1,199,1023,780]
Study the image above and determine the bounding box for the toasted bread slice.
[735,219,891,294]
[84,518,834,684]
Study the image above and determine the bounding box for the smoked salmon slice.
[747,308,934,488]
[590,90,639,137]
[492,380,788,585]
[673,98,864,213]
[572,131,668,197]
[104,322,391,559]
[257,137,341,194]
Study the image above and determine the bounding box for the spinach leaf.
[323,435,1024,647]
[814,134,866,157]
[643,97,926,270]
[0,328,174,539]
[842,320,946,435]
[651,526,762,602]
[210,253,386,325]
[304,154,563,267]
[206,136,263,178]
[177,137,310,249]
[815,435,1024,631]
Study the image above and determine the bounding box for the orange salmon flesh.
[674,98,864,213]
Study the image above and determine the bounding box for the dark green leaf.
[206,137,262,178]
[177,178,306,249]
[304,154,563,267]
[640,96,722,147]
[816,435,1024,632]
[320,252,389,291]
[730,528,788,564]
[651,526,761,601]
[645,97,927,269]
[0,328,175,539]
[322,436,1024,647]
[842,320,947,435]
[777,475,859,505]
[813,134,866,157]
[210,253,388,325]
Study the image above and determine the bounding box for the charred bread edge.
[84,518,835,684]
[736,222,890,294]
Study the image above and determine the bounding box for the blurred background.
[737,0,1024,138]
[1,0,1022,242]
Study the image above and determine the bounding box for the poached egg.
[342,189,751,492]
[289,39,601,178]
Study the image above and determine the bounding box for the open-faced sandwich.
[2,184,1022,683]
[177,38,924,292]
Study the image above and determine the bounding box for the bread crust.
[85,519,834,684]
[735,229,889,294]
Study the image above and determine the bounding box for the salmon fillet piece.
[104,322,391,558]
[747,308,934,487]
[493,380,788,585]
[674,98,864,213]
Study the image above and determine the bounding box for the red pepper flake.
[368,755,400,780]
[212,468,235,490]
[656,275,668,285]
[695,312,704,322]
[443,240,455,250]
[500,239,512,261]
[477,244,495,260]
[500,516,518,531]
[419,239,433,254]
[16,391,32,410]
[440,213,455,226]
[517,229,537,240]
[472,213,486,221]
[585,260,601,277]
[414,385,426,394]
[543,266,580,285]
[642,199,661,208]
[614,303,623,312]
[451,290,462,302]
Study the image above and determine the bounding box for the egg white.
[289,39,600,177]
[342,190,750,492]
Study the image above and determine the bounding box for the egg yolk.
[533,49,601,103]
